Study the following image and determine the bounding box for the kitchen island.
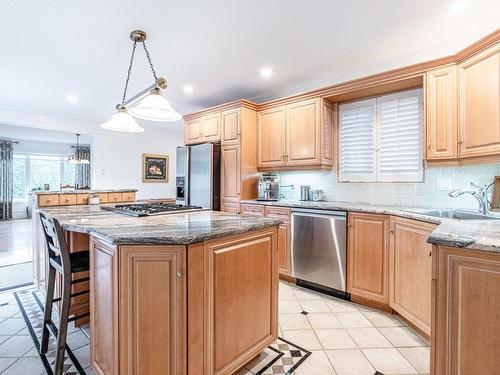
[34,205,281,375]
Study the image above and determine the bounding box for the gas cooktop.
[102,203,205,217]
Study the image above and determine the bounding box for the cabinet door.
[185,119,203,145]
[458,44,500,158]
[434,246,500,375]
[257,107,286,167]
[347,213,389,303]
[426,65,458,160]
[221,145,241,203]
[265,207,292,275]
[202,113,221,142]
[118,245,186,375]
[389,217,436,335]
[286,98,321,165]
[222,109,240,145]
[240,204,265,217]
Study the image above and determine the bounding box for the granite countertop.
[241,199,500,253]
[38,205,281,245]
[33,189,137,195]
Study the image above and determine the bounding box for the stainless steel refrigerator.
[176,143,220,210]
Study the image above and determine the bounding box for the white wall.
[91,127,184,200]
[277,164,500,211]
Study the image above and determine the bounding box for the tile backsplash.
[276,164,500,210]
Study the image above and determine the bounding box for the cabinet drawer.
[96,193,108,203]
[59,194,77,206]
[38,194,60,207]
[108,193,122,203]
[265,206,291,221]
[221,202,240,214]
[240,204,265,216]
[77,194,90,205]
[121,192,136,202]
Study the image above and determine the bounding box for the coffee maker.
[257,174,280,201]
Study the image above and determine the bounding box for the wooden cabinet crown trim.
[183,29,500,118]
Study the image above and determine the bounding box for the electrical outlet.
[436,178,452,191]
[100,168,106,176]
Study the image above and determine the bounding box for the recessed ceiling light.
[183,85,194,94]
[260,67,273,78]
[449,0,470,14]
[66,94,79,104]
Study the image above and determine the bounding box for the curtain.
[0,141,14,220]
[75,146,91,189]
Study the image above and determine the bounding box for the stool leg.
[40,265,56,354]
[54,272,71,375]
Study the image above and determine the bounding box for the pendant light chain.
[142,41,158,81]
[121,41,138,105]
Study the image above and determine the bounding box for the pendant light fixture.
[68,134,90,164]
[101,30,181,132]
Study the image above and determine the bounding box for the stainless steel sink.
[402,209,500,220]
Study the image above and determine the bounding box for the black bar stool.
[39,212,90,375]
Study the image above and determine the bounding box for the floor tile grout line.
[395,346,429,374]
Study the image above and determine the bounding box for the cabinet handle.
[458,140,463,145]
[427,143,431,150]
[389,230,394,235]
[429,251,432,257]
[177,270,183,278]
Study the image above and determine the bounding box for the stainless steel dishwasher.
[291,208,347,296]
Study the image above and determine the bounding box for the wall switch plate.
[436,178,452,191]
[100,169,106,176]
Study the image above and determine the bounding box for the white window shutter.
[377,89,423,182]
[339,99,376,182]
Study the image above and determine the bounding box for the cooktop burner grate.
[102,203,205,217]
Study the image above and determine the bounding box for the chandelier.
[68,134,90,164]
[101,30,182,132]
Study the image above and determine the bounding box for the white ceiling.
[1,0,499,134]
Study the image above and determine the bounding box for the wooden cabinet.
[38,194,60,207]
[121,191,136,202]
[458,43,500,158]
[389,217,436,335]
[77,194,90,205]
[287,99,321,166]
[58,194,77,206]
[432,246,500,375]
[184,114,221,145]
[107,192,122,203]
[347,213,389,304]
[257,98,333,170]
[425,65,458,160]
[221,108,240,145]
[221,145,241,203]
[90,239,186,375]
[257,106,287,168]
[265,206,291,275]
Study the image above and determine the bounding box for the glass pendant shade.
[128,89,182,122]
[101,108,145,133]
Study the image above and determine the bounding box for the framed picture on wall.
[142,154,169,183]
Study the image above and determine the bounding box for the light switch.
[100,169,106,176]
[436,178,452,191]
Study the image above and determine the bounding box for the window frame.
[338,88,424,183]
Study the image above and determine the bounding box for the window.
[339,88,423,182]
[12,154,78,201]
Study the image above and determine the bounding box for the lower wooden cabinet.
[347,213,390,304]
[265,206,292,276]
[240,204,265,216]
[221,201,240,214]
[389,217,436,335]
[432,246,500,375]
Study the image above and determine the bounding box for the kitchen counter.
[33,188,137,195]
[38,204,282,245]
[240,199,500,253]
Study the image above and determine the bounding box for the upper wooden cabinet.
[425,65,458,160]
[458,43,500,158]
[184,114,221,145]
[221,108,241,145]
[257,98,333,170]
[257,106,287,168]
[347,212,390,304]
[389,217,436,336]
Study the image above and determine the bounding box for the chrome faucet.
[448,182,489,215]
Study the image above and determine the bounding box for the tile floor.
[0,282,430,374]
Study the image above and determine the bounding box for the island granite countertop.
[37,204,282,245]
[240,199,500,253]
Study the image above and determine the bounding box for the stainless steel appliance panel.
[176,147,189,205]
[188,143,220,210]
[291,209,347,292]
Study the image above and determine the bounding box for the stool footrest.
[51,289,90,303]
[67,312,90,323]
[71,277,89,284]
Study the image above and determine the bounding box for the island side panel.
[188,227,278,375]
[90,237,119,375]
